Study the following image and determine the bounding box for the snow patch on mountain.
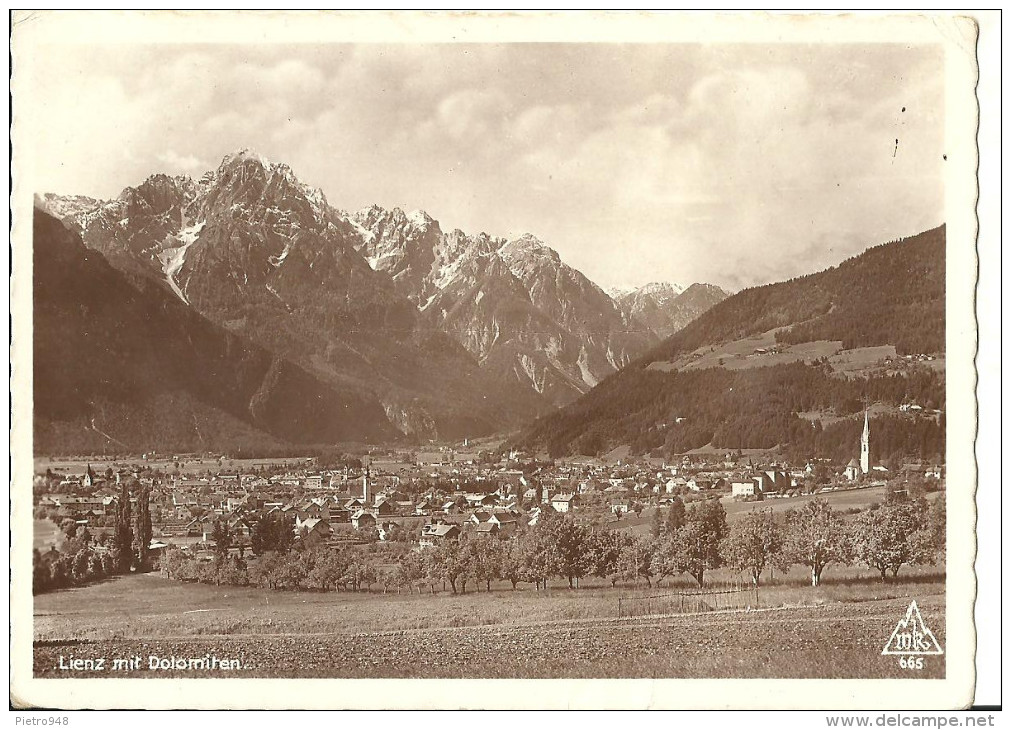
[158,220,205,304]
[606,285,638,300]
[605,345,623,371]
[432,253,465,290]
[222,148,272,168]
[407,209,433,228]
[518,354,546,395]
[345,214,376,247]
[420,291,439,311]
[576,346,598,388]
[268,239,293,267]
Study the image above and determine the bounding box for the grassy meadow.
[34,561,944,642]
[33,566,946,679]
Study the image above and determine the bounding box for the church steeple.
[860,411,870,475]
[362,458,371,505]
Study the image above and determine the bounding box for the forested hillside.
[646,226,944,364]
[517,227,946,461]
[519,363,943,462]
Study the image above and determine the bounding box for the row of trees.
[157,494,945,596]
[715,495,943,587]
[33,482,155,594]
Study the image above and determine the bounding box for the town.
[33,416,945,597]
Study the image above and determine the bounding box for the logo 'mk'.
[882,600,944,656]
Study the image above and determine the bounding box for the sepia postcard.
[10,10,983,710]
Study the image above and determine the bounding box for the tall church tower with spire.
[860,411,870,475]
[361,458,371,505]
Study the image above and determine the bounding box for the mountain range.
[612,282,729,339]
[37,150,726,450]
[33,208,400,454]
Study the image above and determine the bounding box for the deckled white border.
[9,10,980,710]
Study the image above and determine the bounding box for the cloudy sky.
[27,42,944,291]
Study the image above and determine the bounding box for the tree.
[250,551,284,589]
[673,498,729,587]
[616,534,655,587]
[160,547,189,581]
[650,507,665,537]
[88,553,104,580]
[587,530,625,586]
[500,539,527,590]
[217,555,250,587]
[99,551,118,577]
[721,508,783,586]
[48,554,72,589]
[427,539,471,594]
[649,531,681,585]
[210,520,233,563]
[251,513,294,555]
[70,549,92,584]
[379,567,398,594]
[852,500,932,580]
[112,482,134,573]
[134,485,153,570]
[302,547,348,592]
[353,560,378,592]
[468,538,503,592]
[926,496,946,552]
[782,498,851,587]
[60,518,79,539]
[520,515,563,590]
[395,551,426,594]
[667,496,686,532]
[33,549,50,594]
[548,516,590,588]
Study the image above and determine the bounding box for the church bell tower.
[860,411,870,475]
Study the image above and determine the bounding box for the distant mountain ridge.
[41,150,727,444]
[613,281,729,339]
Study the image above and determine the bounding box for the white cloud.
[156,150,206,173]
[27,43,945,290]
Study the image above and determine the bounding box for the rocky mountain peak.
[613,279,729,339]
[354,205,440,234]
[499,233,560,265]
[38,193,102,221]
[116,173,195,211]
[219,147,273,169]
[638,281,685,297]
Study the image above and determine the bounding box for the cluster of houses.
[36,441,945,554]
